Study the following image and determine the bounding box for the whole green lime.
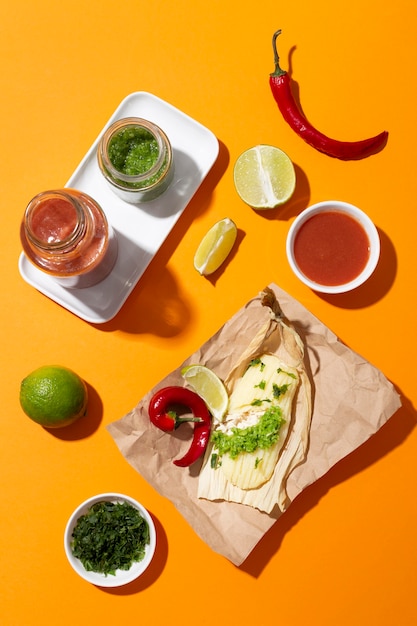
[20,365,88,428]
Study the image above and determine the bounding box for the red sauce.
[31,197,78,244]
[293,211,370,286]
[21,189,118,288]
[24,193,108,275]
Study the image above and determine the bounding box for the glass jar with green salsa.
[97,117,174,203]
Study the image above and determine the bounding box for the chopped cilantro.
[272,383,290,399]
[251,398,271,406]
[211,405,285,459]
[277,367,297,379]
[255,380,266,390]
[71,501,150,576]
[246,358,265,372]
[211,453,220,469]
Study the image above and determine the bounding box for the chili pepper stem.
[171,414,204,429]
[271,29,286,78]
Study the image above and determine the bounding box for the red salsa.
[30,196,79,244]
[21,189,118,288]
[293,211,370,286]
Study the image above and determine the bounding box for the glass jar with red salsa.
[20,189,118,288]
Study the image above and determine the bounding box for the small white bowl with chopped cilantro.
[64,493,156,587]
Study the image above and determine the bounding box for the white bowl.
[64,493,156,587]
[286,200,380,294]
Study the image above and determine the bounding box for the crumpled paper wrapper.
[107,284,401,566]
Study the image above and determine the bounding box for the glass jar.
[97,117,174,203]
[20,189,118,288]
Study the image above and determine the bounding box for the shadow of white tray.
[19,92,219,323]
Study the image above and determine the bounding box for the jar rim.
[98,117,171,185]
[23,190,87,253]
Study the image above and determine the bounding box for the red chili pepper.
[269,30,388,160]
[148,386,211,467]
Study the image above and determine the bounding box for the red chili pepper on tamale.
[269,29,388,160]
[148,386,211,467]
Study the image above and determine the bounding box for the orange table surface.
[1,1,416,624]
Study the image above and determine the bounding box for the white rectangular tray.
[19,92,219,323]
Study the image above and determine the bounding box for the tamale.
[198,287,312,513]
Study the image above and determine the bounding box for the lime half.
[193,218,237,276]
[181,364,228,422]
[233,145,296,209]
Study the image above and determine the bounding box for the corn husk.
[218,353,299,490]
[198,287,312,513]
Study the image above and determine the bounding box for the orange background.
[1,1,416,624]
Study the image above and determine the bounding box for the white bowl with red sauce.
[286,201,380,294]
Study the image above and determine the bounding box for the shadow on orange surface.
[45,382,103,441]
[240,389,416,577]
[204,226,246,286]
[98,512,167,596]
[92,139,230,335]
[106,265,192,337]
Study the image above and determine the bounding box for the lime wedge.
[181,364,228,422]
[193,218,237,276]
[233,145,296,209]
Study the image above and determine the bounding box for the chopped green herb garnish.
[211,405,285,459]
[211,453,220,469]
[277,367,297,379]
[246,358,266,372]
[71,501,150,576]
[255,457,262,468]
[255,380,266,390]
[251,398,272,406]
[272,383,290,399]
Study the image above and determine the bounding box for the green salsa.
[108,126,159,177]
[98,118,173,200]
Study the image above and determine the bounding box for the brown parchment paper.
[107,284,401,566]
